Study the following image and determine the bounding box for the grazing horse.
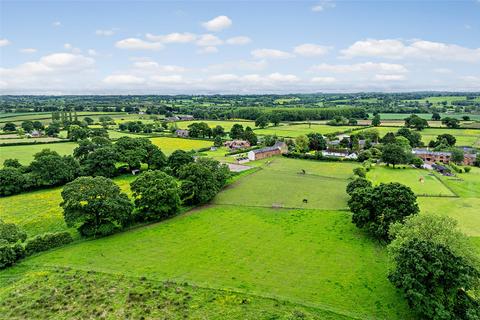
[303,199,308,204]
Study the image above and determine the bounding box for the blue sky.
[0,0,479,94]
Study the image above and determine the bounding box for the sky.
[0,0,479,94]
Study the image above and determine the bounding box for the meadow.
[374,113,480,121]
[174,120,255,131]
[366,166,455,197]
[0,142,77,165]
[2,206,413,319]
[150,137,212,155]
[255,124,362,137]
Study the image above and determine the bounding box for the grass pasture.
[255,124,362,137]
[367,166,455,197]
[214,157,358,210]
[3,206,413,319]
[0,175,136,238]
[0,142,77,165]
[174,120,255,131]
[150,137,212,155]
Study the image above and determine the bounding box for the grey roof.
[251,146,280,154]
[412,149,451,156]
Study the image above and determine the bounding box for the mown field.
[175,120,255,131]
[150,137,212,155]
[255,124,362,137]
[374,113,480,120]
[1,205,413,319]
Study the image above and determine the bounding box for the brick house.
[224,140,250,150]
[247,142,287,161]
[175,129,189,137]
[412,149,477,166]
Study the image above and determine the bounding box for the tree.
[388,238,479,319]
[269,114,281,126]
[307,133,326,151]
[32,121,44,130]
[450,148,464,164]
[178,159,229,205]
[255,115,269,128]
[29,150,80,187]
[0,168,26,196]
[381,143,409,167]
[213,135,223,147]
[130,170,181,221]
[3,122,16,132]
[3,159,22,169]
[396,128,422,147]
[348,182,419,240]
[346,177,372,195]
[431,112,441,121]
[68,125,89,141]
[442,117,460,129]
[21,121,34,132]
[371,114,381,127]
[295,135,309,153]
[145,145,167,170]
[167,150,194,176]
[243,127,257,145]
[436,133,456,147]
[82,147,119,178]
[61,176,133,237]
[229,124,244,139]
[45,123,61,136]
[83,117,94,125]
[404,114,428,131]
[114,137,151,170]
[212,125,225,138]
[381,132,396,144]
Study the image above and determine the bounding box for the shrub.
[464,166,471,173]
[346,178,372,195]
[0,220,27,244]
[0,243,25,269]
[24,232,73,256]
[353,167,366,178]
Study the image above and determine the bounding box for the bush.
[0,220,27,244]
[464,166,471,173]
[24,232,73,256]
[353,167,366,178]
[0,243,25,269]
[346,178,372,195]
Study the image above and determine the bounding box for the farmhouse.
[175,129,189,137]
[224,140,250,150]
[412,149,477,166]
[247,142,288,161]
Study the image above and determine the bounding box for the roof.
[250,146,280,154]
[412,149,451,156]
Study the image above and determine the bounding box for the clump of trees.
[229,124,258,146]
[347,181,419,241]
[388,215,480,319]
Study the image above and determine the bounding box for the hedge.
[282,152,358,162]
[0,243,25,269]
[25,232,73,256]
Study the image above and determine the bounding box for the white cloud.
[87,49,97,56]
[20,48,37,54]
[226,36,252,45]
[341,38,480,62]
[293,43,330,56]
[311,76,337,83]
[197,46,219,54]
[203,59,267,73]
[196,34,223,46]
[115,38,163,50]
[207,72,299,84]
[0,38,11,47]
[267,73,299,82]
[373,74,406,81]
[52,21,62,27]
[209,74,239,82]
[132,61,187,73]
[251,48,294,59]
[145,32,196,43]
[64,43,82,54]
[103,74,145,85]
[202,15,232,32]
[312,0,336,12]
[311,62,408,73]
[95,29,116,36]
[433,68,452,74]
[150,75,184,83]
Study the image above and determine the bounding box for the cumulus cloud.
[226,36,252,45]
[311,76,337,83]
[95,29,116,36]
[0,38,11,47]
[52,21,62,27]
[207,72,299,84]
[145,32,196,43]
[251,48,294,59]
[373,74,406,81]
[103,74,145,85]
[311,62,408,73]
[196,34,223,46]
[312,0,336,12]
[20,48,37,54]
[150,75,184,83]
[132,61,187,73]
[115,38,163,50]
[341,39,480,62]
[197,46,219,54]
[293,43,330,56]
[202,15,232,32]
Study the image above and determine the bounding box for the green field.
[255,124,362,137]
[175,120,255,131]
[150,137,212,155]
[1,206,412,319]
[367,166,455,197]
[0,175,136,238]
[374,113,480,121]
[0,142,78,165]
